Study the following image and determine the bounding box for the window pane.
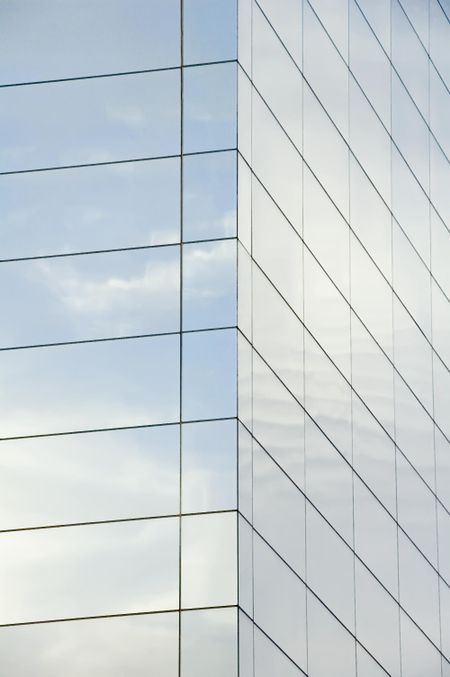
[307,592,356,677]
[309,0,348,60]
[256,0,302,66]
[181,608,237,677]
[183,0,237,64]
[254,622,304,677]
[400,611,442,677]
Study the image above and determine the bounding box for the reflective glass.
[181,419,237,513]
[256,0,302,66]
[437,503,449,581]
[238,0,252,74]
[0,612,179,677]
[182,239,236,330]
[0,247,180,347]
[238,243,253,340]
[0,334,180,438]
[432,354,450,443]
[430,0,450,86]
[181,608,237,677]
[254,622,305,677]
[237,155,252,251]
[0,157,180,260]
[183,151,237,241]
[430,208,450,298]
[435,427,450,510]
[430,137,450,230]
[237,334,253,432]
[356,643,389,677]
[0,517,179,624]
[183,62,237,154]
[238,611,254,677]
[0,426,180,530]
[253,532,307,669]
[181,512,237,608]
[355,0,390,54]
[430,64,450,158]
[307,592,356,677]
[0,0,180,83]
[431,280,450,369]
[0,70,180,172]
[253,440,306,576]
[401,0,430,48]
[238,422,253,521]
[183,0,237,65]
[238,516,254,615]
[441,579,450,661]
[400,611,442,677]
[182,328,237,421]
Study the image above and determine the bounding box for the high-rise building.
[0,1,448,675]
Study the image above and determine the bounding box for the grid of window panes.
[1,1,449,676]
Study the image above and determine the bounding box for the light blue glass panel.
[183,0,237,64]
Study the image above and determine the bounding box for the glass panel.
[430,64,450,158]
[182,328,237,421]
[435,427,450,510]
[182,239,236,330]
[254,622,304,677]
[0,157,180,260]
[253,440,306,576]
[0,426,180,530]
[441,579,450,660]
[181,512,237,608]
[355,0,390,54]
[237,155,252,251]
[401,0,430,48]
[0,70,180,172]
[430,136,449,227]
[430,208,450,298]
[183,62,237,154]
[400,611,442,677]
[0,0,181,83]
[356,643,391,677]
[180,607,237,677]
[256,0,302,66]
[309,0,349,61]
[433,353,450,441]
[430,0,450,86]
[238,0,252,74]
[437,499,450,582]
[252,351,305,488]
[253,4,302,149]
[253,532,307,670]
[0,334,180,438]
[0,247,180,348]
[183,0,237,65]
[238,611,254,677]
[238,422,253,521]
[0,612,179,677]
[304,415,353,545]
[0,517,179,624]
[183,151,237,242]
[238,243,252,340]
[238,516,254,615]
[432,280,450,369]
[181,419,237,513]
[307,591,356,677]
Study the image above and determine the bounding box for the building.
[0,0,448,675]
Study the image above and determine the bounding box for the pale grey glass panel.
[351,316,395,437]
[182,328,237,421]
[304,333,353,464]
[252,263,303,399]
[252,176,303,316]
[306,505,355,630]
[356,0,390,53]
[355,560,401,676]
[256,0,302,66]
[237,155,252,251]
[349,0,390,129]
[251,83,302,231]
[303,84,349,220]
[304,1,348,139]
[183,151,237,241]
[303,165,350,296]
[431,208,450,298]
[238,0,252,75]
[393,221,432,339]
[0,0,180,83]
[394,372,435,487]
[392,72,429,193]
[237,334,252,431]
[354,478,398,597]
[237,67,252,164]
[392,0,429,117]
[182,239,236,330]
[238,516,253,615]
[392,147,430,264]
[430,64,450,158]
[352,393,397,516]
[183,0,237,65]
[438,500,450,581]
[304,250,351,379]
[238,243,252,339]
[253,4,302,149]
[433,354,450,441]
[442,581,450,660]
[400,611,442,677]
[400,0,430,48]
[0,334,180,438]
[0,426,179,530]
[238,422,253,521]
[253,440,306,576]
[432,277,450,369]
[253,532,307,670]
[356,644,389,677]
[0,518,179,624]
[0,247,180,348]
[0,71,180,172]
[308,0,349,61]
[349,78,391,205]
[0,613,179,677]
[435,427,450,510]
[351,235,393,357]
[180,608,237,677]
[429,139,449,229]
[430,0,450,86]
[238,611,254,677]
[304,416,353,545]
[254,623,305,677]
[0,158,180,260]
[398,532,441,645]
[183,62,237,154]
[181,419,237,513]
[181,512,237,608]
[307,592,356,677]
[252,351,305,488]
[393,297,433,413]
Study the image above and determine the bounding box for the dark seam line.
[0,58,237,89]
[0,146,237,177]
[237,149,450,457]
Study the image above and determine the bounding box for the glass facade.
[0,1,448,675]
